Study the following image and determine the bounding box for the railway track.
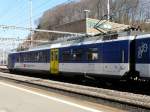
[0,71,149,111]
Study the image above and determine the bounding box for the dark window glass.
[87,48,99,61]
[121,50,125,63]
[27,53,30,62]
[62,51,71,61]
[20,53,24,62]
[103,34,118,40]
[30,52,35,62]
[54,51,58,61]
[16,56,19,62]
[18,50,49,63]
[38,50,48,62]
[51,51,54,61]
[72,49,83,61]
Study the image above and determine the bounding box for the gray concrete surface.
[0,72,149,110]
[0,80,124,112]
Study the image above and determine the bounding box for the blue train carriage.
[135,34,150,80]
[59,36,131,79]
[7,35,133,80]
[7,48,50,73]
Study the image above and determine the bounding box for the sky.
[0,0,69,40]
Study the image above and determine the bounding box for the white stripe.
[60,63,129,76]
[0,82,103,112]
[14,62,129,76]
[14,63,50,71]
[136,64,150,77]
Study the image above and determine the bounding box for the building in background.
[33,18,101,41]
[19,18,130,50]
[34,18,130,40]
[0,49,8,65]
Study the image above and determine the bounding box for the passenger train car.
[7,34,150,81]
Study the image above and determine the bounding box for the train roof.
[10,35,132,54]
[9,33,150,54]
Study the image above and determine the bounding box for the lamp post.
[107,0,110,21]
[84,10,90,19]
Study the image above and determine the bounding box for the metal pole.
[107,0,110,21]
[2,48,5,65]
[84,10,90,19]
[29,0,33,47]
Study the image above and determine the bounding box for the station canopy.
[94,20,131,33]
[86,18,131,34]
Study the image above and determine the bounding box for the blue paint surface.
[135,37,150,64]
[8,39,130,68]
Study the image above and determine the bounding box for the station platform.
[0,78,125,112]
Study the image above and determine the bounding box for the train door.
[50,49,59,74]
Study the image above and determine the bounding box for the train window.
[54,51,58,61]
[20,54,23,62]
[27,53,30,62]
[31,50,47,62]
[43,51,47,62]
[121,50,125,63]
[15,54,18,62]
[87,48,99,61]
[38,51,42,62]
[44,50,49,62]
[72,49,83,61]
[18,54,21,62]
[23,53,27,62]
[24,53,29,62]
[51,51,58,61]
[22,53,25,62]
[37,52,40,62]
[62,51,71,61]
[30,52,35,62]
[34,52,37,62]
[17,50,48,63]
[103,34,118,40]
[51,51,54,61]
[16,56,19,62]
[30,52,34,62]
[29,53,32,62]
